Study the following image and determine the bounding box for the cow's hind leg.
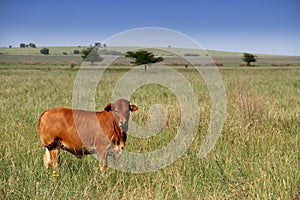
[43,148,51,169]
[49,148,60,176]
[43,139,61,176]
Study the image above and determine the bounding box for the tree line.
[10,42,258,66]
[20,43,36,48]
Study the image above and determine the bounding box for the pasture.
[0,65,299,199]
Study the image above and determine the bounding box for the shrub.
[29,43,36,48]
[81,47,103,64]
[184,53,200,56]
[70,62,77,68]
[40,48,49,55]
[215,62,223,66]
[73,50,80,54]
[271,63,291,67]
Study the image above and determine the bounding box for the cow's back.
[38,107,83,151]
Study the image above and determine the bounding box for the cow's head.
[105,98,138,133]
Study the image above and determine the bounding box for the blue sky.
[1,0,299,55]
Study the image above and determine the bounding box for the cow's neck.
[112,119,122,136]
[100,111,123,143]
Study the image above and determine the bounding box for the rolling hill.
[0,46,300,67]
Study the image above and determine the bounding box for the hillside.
[0,46,300,67]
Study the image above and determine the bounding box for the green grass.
[0,66,299,199]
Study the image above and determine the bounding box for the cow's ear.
[130,104,138,112]
[104,103,113,112]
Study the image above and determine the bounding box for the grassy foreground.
[0,67,299,199]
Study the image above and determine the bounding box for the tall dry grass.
[0,67,299,199]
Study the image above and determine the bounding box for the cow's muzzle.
[119,121,128,132]
[119,121,128,127]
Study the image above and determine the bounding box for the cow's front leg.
[99,160,107,176]
[96,147,108,176]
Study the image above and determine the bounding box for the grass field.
[0,64,299,199]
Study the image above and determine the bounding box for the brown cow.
[38,99,138,176]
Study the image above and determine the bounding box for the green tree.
[125,50,163,72]
[73,49,80,54]
[81,47,103,64]
[242,53,257,66]
[29,43,36,48]
[40,48,49,55]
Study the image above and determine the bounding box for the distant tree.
[95,42,101,47]
[40,48,49,55]
[242,53,257,66]
[29,43,36,48]
[81,47,103,64]
[73,49,80,54]
[9,45,12,48]
[125,50,164,72]
[103,44,107,48]
[20,43,26,48]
